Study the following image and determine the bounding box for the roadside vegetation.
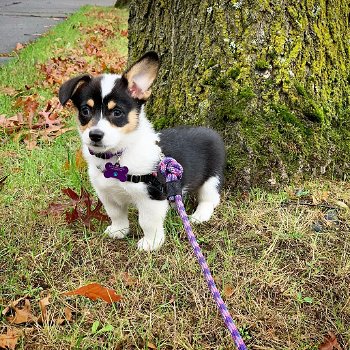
[0,6,349,350]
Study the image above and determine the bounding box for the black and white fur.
[59,52,225,251]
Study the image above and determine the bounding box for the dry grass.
[1,5,350,350]
[1,150,350,350]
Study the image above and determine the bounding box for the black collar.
[89,148,123,160]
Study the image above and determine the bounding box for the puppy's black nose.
[89,129,104,142]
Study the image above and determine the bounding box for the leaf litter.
[0,6,131,349]
[318,331,343,350]
[0,328,22,350]
[1,96,74,149]
[1,283,121,347]
[1,9,126,150]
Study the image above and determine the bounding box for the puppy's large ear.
[123,51,159,100]
[59,74,92,106]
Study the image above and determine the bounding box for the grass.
[1,5,350,350]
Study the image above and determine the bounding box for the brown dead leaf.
[0,114,25,134]
[38,294,51,323]
[320,191,329,202]
[312,195,318,205]
[223,285,235,298]
[56,306,73,325]
[2,297,37,324]
[15,42,24,51]
[23,134,38,150]
[64,306,73,322]
[147,342,157,349]
[0,328,21,350]
[40,202,67,217]
[0,86,17,96]
[64,282,122,304]
[120,272,138,287]
[319,332,343,350]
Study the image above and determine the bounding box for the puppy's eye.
[81,106,91,117]
[112,109,123,118]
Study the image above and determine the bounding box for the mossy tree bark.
[128,0,350,189]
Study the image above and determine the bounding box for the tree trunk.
[128,1,350,189]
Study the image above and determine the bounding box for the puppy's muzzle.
[89,129,104,143]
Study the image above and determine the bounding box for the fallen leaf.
[223,285,235,298]
[38,294,51,323]
[64,282,122,303]
[40,202,67,216]
[23,135,38,150]
[120,272,138,287]
[74,149,87,170]
[319,331,343,350]
[0,328,21,350]
[64,306,73,322]
[0,86,17,96]
[312,195,318,205]
[56,306,73,325]
[62,188,80,202]
[120,29,128,37]
[147,342,157,349]
[320,191,329,202]
[15,42,24,51]
[2,297,37,324]
[65,206,80,224]
[62,187,109,228]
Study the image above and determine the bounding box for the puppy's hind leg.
[190,176,221,224]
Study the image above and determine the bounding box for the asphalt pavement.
[0,0,116,64]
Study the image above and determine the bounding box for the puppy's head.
[59,51,159,152]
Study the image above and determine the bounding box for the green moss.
[302,100,325,123]
[255,59,269,71]
[271,104,311,136]
[227,66,241,80]
[294,83,308,97]
[238,86,256,99]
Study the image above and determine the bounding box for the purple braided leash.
[159,157,248,350]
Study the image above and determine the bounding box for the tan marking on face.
[107,100,117,110]
[116,109,138,133]
[87,99,94,108]
[78,118,97,132]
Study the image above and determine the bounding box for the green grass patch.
[1,5,350,350]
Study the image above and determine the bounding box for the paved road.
[0,0,115,64]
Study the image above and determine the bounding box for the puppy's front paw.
[137,236,164,252]
[105,225,129,239]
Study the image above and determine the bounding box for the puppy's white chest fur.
[84,114,162,204]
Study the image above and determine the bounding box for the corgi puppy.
[59,52,225,251]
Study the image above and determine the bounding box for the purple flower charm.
[103,162,129,182]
